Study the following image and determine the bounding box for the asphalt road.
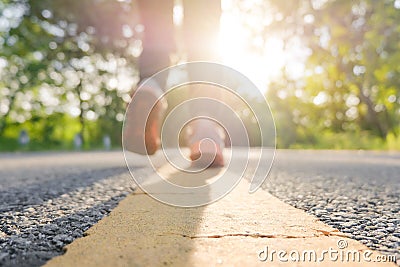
[0,150,399,266]
[264,150,400,265]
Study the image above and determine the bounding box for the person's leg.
[182,0,225,167]
[137,0,175,81]
[182,0,221,62]
[123,0,174,154]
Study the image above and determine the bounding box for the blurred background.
[0,0,399,151]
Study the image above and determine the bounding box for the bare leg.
[182,0,221,62]
[123,1,174,154]
[182,0,225,166]
[137,0,175,82]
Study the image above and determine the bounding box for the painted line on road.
[44,162,397,267]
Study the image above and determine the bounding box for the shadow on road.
[122,166,222,266]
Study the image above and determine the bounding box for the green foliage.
[261,0,400,149]
[290,131,385,150]
[0,0,137,151]
[386,132,400,150]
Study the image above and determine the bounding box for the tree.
[245,0,400,147]
[0,0,140,148]
[304,0,400,138]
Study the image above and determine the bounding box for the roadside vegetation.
[0,0,399,151]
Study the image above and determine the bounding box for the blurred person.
[18,129,30,148]
[73,133,83,150]
[124,0,225,167]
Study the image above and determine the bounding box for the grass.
[0,136,120,152]
[288,131,400,151]
[1,130,400,152]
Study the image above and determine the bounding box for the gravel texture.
[0,152,141,267]
[264,150,399,266]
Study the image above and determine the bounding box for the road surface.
[0,150,399,266]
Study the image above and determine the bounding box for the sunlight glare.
[219,0,288,92]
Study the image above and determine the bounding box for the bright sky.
[217,0,307,93]
[173,0,291,92]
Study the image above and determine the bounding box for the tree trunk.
[0,94,16,138]
[76,81,85,147]
[358,88,387,138]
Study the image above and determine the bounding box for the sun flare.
[218,3,284,91]
[218,0,304,92]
